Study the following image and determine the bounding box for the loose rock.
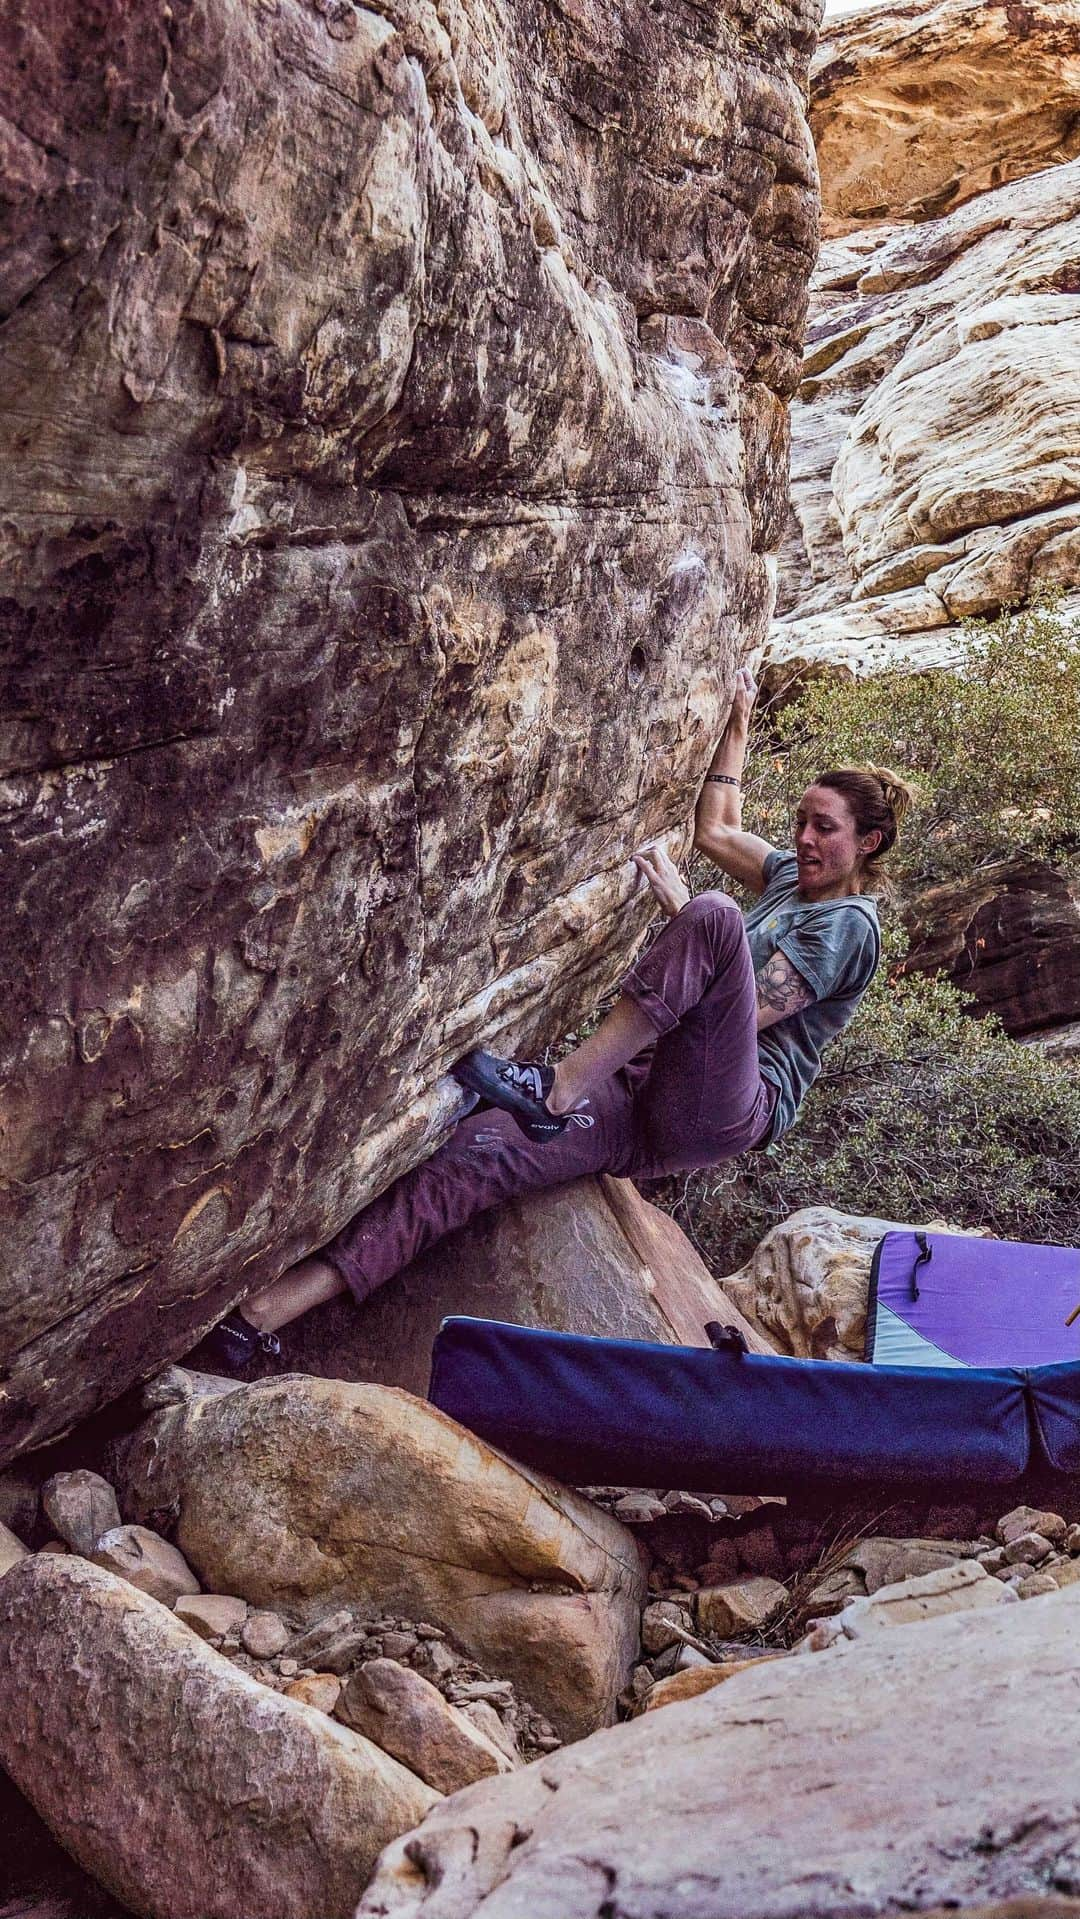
[0,1522,29,1580]
[91,1526,200,1608]
[998,1507,1067,1549]
[115,1376,646,1740]
[174,1594,249,1643]
[696,1577,789,1638]
[40,1472,121,1557]
[285,1673,343,1714]
[337,1660,513,1796]
[240,1611,289,1659]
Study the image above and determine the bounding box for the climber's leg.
[321,1073,636,1304]
[242,1252,346,1336]
[619,890,776,1179]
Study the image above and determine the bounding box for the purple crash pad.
[867,1230,1080,1370]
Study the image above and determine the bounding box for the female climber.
[209,668,914,1368]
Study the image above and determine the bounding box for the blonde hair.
[812,764,918,894]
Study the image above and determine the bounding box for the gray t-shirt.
[745,850,881,1145]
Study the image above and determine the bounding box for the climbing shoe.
[204,1311,282,1374]
[451,1049,594,1144]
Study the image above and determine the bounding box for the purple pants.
[326,891,776,1302]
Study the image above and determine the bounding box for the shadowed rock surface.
[902,859,1080,1036]
[0,0,819,1465]
[114,1373,647,1740]
[359,1583,1080,1917]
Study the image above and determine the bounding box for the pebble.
[285,1673,342,1714]
[641,1601,692,1656]
[614,1494,667,1524]
[996,1505,1067,1548]
[1017,1571,1059,1600]
[1003,1532,1053,1567]
[1066,1524,1080,1555]
[241,1611,289,1660]
[175,1594,249,1643]
[662,1491,713,1521]
[381,1631,418,1662]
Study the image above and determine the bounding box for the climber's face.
[794,785,867,897]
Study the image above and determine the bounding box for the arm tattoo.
[755,950,816,1021]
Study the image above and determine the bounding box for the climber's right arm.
[692,666,776,896]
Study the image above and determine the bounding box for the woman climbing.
[209,669,914,1368]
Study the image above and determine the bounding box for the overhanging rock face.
[0,0,819,1459]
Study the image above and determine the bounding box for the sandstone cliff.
[0,0,819,1460]
[768,0,1080,686]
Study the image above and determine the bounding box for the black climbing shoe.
[205,1311,282,1374]
[451,1049,594,1144]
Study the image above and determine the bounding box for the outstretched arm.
[755,950,815,1031]
[694,667,778,896]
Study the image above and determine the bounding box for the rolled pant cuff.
[620,966,679,1036]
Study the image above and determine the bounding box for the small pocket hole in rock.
[627,646,647,688]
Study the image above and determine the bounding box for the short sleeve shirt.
[745,851,881,1144]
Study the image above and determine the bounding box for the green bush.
[749,599,1080,890]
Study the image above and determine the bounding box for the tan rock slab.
[0,1555,437,1919]
[695,1576,788,1638]
[806,1562,1013,1651]
[338,1659,513,1795]
[40,1470,122,1556]
[0,1521,29,1579]
[91,1525,200,1607]
[174,1594,249,1642]
[116,1375,646,1741]
[812,0,1080,233]
[359,1585,1080,1917]
[643,1653,789,1714]
[286,1673,342,1714]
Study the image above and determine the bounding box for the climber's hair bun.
[811,764,919,893]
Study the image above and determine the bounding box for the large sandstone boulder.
[0,1555,437,1919]
[718,1205,981,1360]
[241,1173,774,1393]
[769,159,1080,687]
[813,0,1080,234]
[114,1374,646,1740]
[0,0,819,1467]
[359,1583,1080,1916]
[902,859,1080,1036]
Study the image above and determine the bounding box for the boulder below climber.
[359,1583,1080,1917]
[114,1374,646,1741]
[236,1173,774,1395]
[719,1206,985,1360]
[0,1555,437,1919]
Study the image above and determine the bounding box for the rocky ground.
[5,1412,1080,1919]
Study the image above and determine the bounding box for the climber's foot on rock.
[205,1312,282,1375]
[451,1050,594,1144]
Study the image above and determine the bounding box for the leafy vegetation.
[747,598,1080,890]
